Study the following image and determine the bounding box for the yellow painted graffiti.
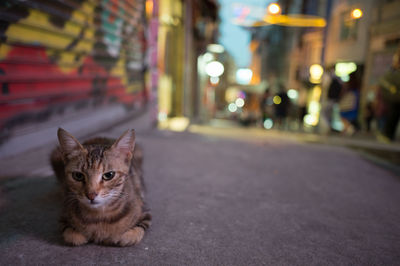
[0,44,12,60]
[2,0,143,93]
[5,5,95,73]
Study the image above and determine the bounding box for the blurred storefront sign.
[255,14,326,28]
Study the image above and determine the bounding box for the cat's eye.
[102,171,115,181]
[72,171,85,182]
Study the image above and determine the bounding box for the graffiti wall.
[0,0,147,139]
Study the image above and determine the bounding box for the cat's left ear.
[110,129,136,158]
[57,128,86,160]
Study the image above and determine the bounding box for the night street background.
[1,0,400,264]
[1,112,399,265]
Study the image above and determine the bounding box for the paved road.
[1,117,400,265]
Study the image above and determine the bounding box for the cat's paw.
[63,228,88,246]
[117,227,145,246]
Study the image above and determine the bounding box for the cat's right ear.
[110,129,136,159]
[57,128,86,160]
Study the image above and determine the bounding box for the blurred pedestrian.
[297,85,308,129]
[321,66,343,132]
[374,85,388,132]
[364,101,374,132]
[241,93,260,127]
[274,85,290,129]
[378,46,400,141]
[260,89,271,124]
[339,71,360,135]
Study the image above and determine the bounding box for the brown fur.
[50,128,151,246]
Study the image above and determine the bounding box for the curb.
[0,104,147,159]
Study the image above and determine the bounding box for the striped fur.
[50,128,151,246]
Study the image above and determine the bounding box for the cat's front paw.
[63,228,88,246]
[117,227,145,246]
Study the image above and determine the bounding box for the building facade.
[156,0,218,125]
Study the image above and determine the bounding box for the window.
[339,10,358,41]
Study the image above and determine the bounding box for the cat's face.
[57,129,135,209]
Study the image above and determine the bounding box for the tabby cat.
[50,128,151,246]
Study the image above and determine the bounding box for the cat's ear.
[110,129,135,158]
[57,128,86,159]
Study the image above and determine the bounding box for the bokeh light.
[235,98,245,108]
[351,8,363,19]
[236,68,253,85]
[210,76,220,85]
[335,62,357,82]
[273,96,282,105]
[263,119,274,129]
[205,61,225,77]
[228,103,238,112]
[158,111,167,121]
[267,3,281,15]
[287,89,298,100]
[309,64,324,83]
[304,114,318,126]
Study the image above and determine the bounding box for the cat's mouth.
[80,198,103,208]
[90,200,100,205]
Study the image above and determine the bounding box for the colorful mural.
[0,0,147,140]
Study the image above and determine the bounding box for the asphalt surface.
[1,117,400,265]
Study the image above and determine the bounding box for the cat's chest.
[73,204,136,239]
[80,212,134,240]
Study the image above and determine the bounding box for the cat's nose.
[86,192,97,201]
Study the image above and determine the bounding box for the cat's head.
[57,128,135,209]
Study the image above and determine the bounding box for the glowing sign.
[253,14,326,28]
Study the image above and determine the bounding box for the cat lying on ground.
[50,128,151,246]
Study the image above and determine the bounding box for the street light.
[254,3,326,28]
[351,8,363,19]
[267,3,281,15]
[309,64,324,84]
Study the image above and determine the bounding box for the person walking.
[378,47,400,141]
[339,72,360,135]
[274,85,290,129]
[321,66,343,132]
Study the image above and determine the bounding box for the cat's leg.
[114,212,151,246]
[117,226,145,246]
[136,212,152,231]
[63,227,88,246]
